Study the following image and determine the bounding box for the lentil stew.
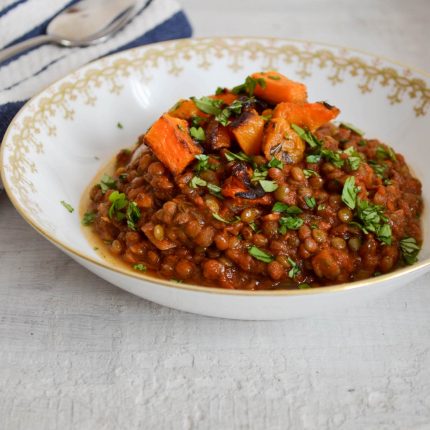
[83,71,423,290]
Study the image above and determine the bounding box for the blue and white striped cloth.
[0,0,192,140]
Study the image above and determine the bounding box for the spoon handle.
[0,35,57,65]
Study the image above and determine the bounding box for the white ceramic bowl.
[1,37,429,320]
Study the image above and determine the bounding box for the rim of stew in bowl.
[1,37,429,319]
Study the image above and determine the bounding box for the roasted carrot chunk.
[251,71,308,104]
[273,101,340,131]
[144,114,202,175]
[206,119,231,150]
[230,110,265,155]
[262,117,305,164]
[169,99,208,120]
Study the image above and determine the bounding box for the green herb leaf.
[321,148,344,168]
[215,87,224,95]
[126,201,141,231]
[249,221,259,232]
[224,151,252,162]
[251,168,268,182]
[99,174,117,194]
[298,283,311,289]
[133,264,147,272]
[232,76,266,96]
[117,122,123,129]
[267,157,283,169]
[343,146,362,171]
[304,196,316,209]
[82,212,96,225]
[259,180,278,192]
[248,245,274,263]
[340,122,364,136]
[376,145,397,162]
[399,237,420,265]
[341,176,360,209]
[212,213,232,224]
[108,191,128,220]
[189,176,207,189]
[190,115,204,128]
[377,223,392,245]
[279,216,304,233]
[287,257,300,278]
[61,200,74,213]
[358,139,367,147]
[306,154,322,164]
[291,124,321,149]
[368,160,387,178]
[317,203,326,211]
[207,183,223,199]
[192,96,223,116]
[303,168,319,178]
[272,202,302,214]
[190,126,206,141]
[268,75,281,80]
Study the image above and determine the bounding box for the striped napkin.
[0,0,192,142]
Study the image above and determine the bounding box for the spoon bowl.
[0,0,136,64]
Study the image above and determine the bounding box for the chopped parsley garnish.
[108,191,128,220]
[117,122,123,129]
[298,283,311,289]
[287,258,300,278]
[215,87,224,95]
[304,196,316,209]
[321,148,344,168]
[190,126,206,141]
[212,213,232,223]
[291,124,321,149]
[306,154,322,164]
[368,160,387,178]
[376,145,397,162]
[267,157,283,169]
[215,98,248,126]
[279,216,304,234]
[126,201,141,231]
[82,212,96,225]
[189,176,207,189]
[99,174,117,194]
[224,151,252,163]
[194,154,217,173]
[207,183,223,198]
[119,173,128,182]
[192,96,223,116]
[341,176,360,209]
[340,122,364,136]
[353,199,392,245]
[344,146,362,171]
[251,168,268,182]
[248,245,274,263]
[232,76,266,96]
[303,168,318,178]
[399,237,420,265]
[272,202,302,214]
[133,264,147,272]
[317,203,326,211]
[358,139,367,147]
[61,200,74,213]
[190,115,205,127]
[259,180,278,192]
[249,221,259,232]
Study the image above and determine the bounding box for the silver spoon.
[0,0,136,64]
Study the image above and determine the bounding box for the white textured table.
[1,1,430,429]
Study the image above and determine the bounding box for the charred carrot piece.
[206,119,231,150]
[144,114,202,175]
[169,99,209,120]
[273,101,340,131]
[262,117,305,164]
[251,71,308,104]
[230,110,265,155]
